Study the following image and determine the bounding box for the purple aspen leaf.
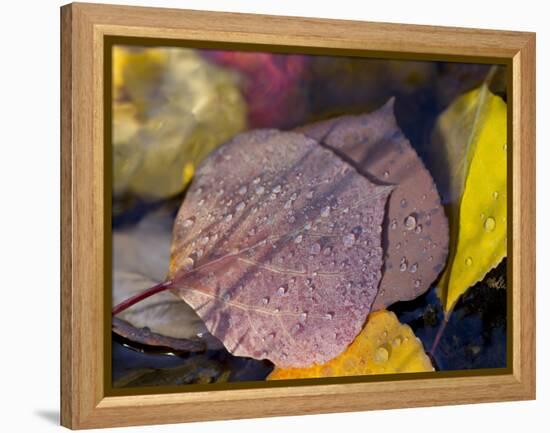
[168,130,392,367]
[297,99,449,309]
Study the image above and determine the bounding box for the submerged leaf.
[113,356,228,388]
[433,85,507,311]
[298,99,448,309]
[168,130,392,367]
[268,310,433,379]
[112,317,206,352]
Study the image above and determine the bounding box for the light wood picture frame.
[61,2,536,429]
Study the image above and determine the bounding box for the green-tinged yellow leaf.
[113,47,167,116]
[112,46,246,199]
[434,84,507,311]
[268,310,433,379]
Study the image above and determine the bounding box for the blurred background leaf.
[113,46,246,200]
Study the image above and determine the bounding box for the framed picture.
[60,2,536,429]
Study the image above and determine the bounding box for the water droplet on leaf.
[392,336,403,347]
[404,214,416,230]
[277,286,288,295]
[374,346,389,363]
[310,243,321,255]
[182,217,195,228]
[343,233,356,248]
[181,257,194,271]
[484,217,496,232]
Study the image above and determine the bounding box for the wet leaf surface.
[432,84,507,311]
[298,99,449,309]
[169,129,392,367]
[268,310,433,379]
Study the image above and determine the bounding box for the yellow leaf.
[434,85,507,311]
[268,310,433,380]
[111,47,246,199]
[113,46,167,112]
